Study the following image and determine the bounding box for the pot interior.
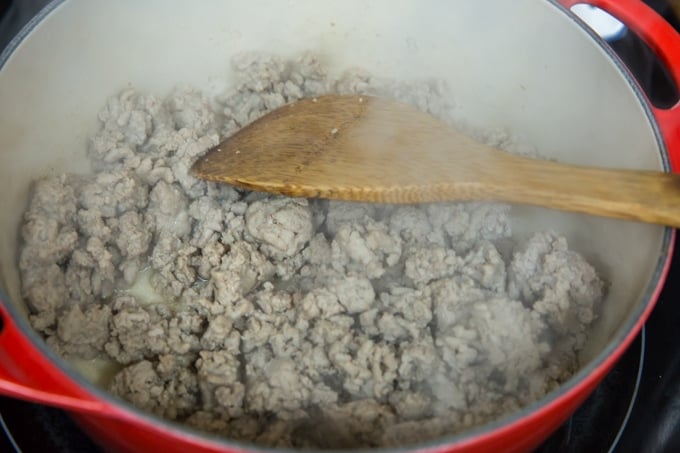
[0,0,669,442]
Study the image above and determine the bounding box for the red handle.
[558,0,680,171]
[0,301,125,418]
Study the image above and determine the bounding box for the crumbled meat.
[166,88,217,135]
[104,295,203,364]
[331,219,401,279]
[149,180,191,237]
[426,202,512,253]
[80,169,148,218]
[245,197,313,258]
[404,245,461,286]
[22,263,68,316]
[200,315,240,352]
[109,356,199,420]
[332,276,375,314]
[508,231,604,350]
[49,304,112,359]
[196,350,245,415]
[325,201,378,235]
[19,52,606,449]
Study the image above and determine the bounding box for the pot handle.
[0,301,123,418]
[558,0,680,171]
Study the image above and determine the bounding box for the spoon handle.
[486,155,680,227]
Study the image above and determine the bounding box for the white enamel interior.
[0,0,667,407]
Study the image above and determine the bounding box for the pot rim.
[0,0,674,451]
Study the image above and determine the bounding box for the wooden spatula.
[191,94,680,227]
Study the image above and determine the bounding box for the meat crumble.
[18,52,604,448]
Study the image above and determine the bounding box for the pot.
[0,0,678,452]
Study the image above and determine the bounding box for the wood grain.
[191,95,680,227]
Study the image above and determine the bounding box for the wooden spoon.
[191,94,680,227]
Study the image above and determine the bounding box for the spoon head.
[191,94,491,203]
[191,95,680,227]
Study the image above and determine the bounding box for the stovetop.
[1,1,680,452]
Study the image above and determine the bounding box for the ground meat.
[18,52,606,449]
[331,219,402,279]
[49,304,112,359]
[109,356,199,420]
[508,231,604,352]
[245,198,314,258]
[196,350,245,415]
[149,180,191,237]
[80,169,148,218]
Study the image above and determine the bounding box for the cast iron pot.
[0,0,679,451]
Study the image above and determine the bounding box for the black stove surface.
[1,1,680,452]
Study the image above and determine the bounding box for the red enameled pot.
[0,0,679,451]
